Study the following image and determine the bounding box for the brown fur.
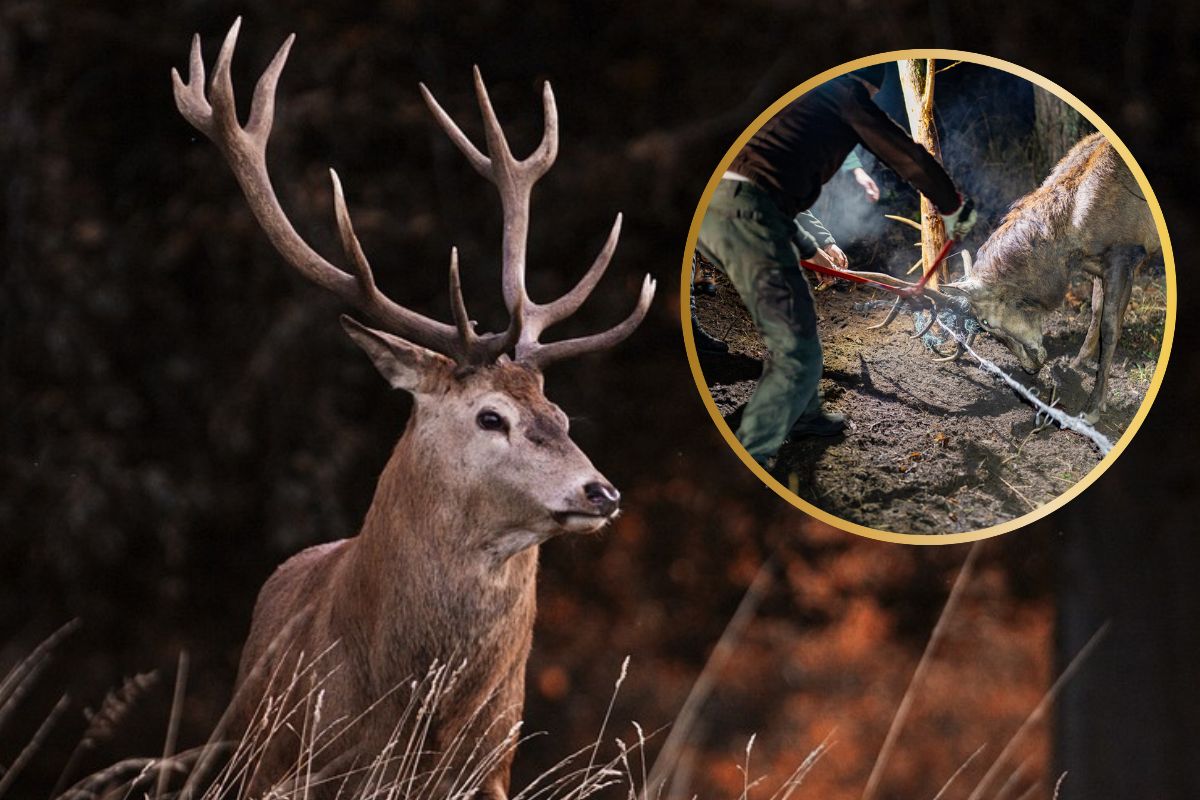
[951,133,1160,421]
[229,352,615,798]
[172,30,649,796]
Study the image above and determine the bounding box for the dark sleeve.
[841,88,961,213]
[795,211,836,247]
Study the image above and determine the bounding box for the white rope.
[932,319,1113,456]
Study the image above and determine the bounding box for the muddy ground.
[694,265,1167,534]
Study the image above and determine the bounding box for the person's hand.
[941,195,978,239]
[822,244,849,268]
[852,167,880,202]
[808,247,847,290]
[807,247,837,270]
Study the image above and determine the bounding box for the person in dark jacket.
[697,65,977,467]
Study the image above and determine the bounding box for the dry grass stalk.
[84,671,160,746]
[155,652,190,800]
[644,561,775,800]
[862,541,982,800]
[966,626,1109,800]
[992,755,1033,800]
[930,743,986,800]
[0,694,70,798]
[50,669,159,797]
[0,619,80,730]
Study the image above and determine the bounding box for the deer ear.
[340,315,448,392]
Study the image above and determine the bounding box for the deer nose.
[583,481,621,516]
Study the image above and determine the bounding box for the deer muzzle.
[551,480,621,533]
[583,481,621,516]
[1013,341,1047,374]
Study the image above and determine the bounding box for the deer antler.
[850,269,959,339]
[171,19,517,364]
[420,67,656,370]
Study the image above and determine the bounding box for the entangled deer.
[859,134,1160,422]
[173,19,654,798]
[945,133,1160,423]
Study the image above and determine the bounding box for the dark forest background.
[1,1,1197,798]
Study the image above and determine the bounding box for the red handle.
[800,238,956,298]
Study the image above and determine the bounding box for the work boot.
[693,319,729,354]
[693,265,718,295]
[789,410,846,437]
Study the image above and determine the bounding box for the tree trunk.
[1033,87,1090,177]
[898,59,949,286]
[1054,483,1200,799]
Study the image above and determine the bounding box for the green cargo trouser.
[697,180,823,465]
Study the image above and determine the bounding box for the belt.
[717,173,797,218]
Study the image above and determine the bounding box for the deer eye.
[476,409,509,433]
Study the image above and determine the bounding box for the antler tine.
[446,246,525,364]
[171,35,211,135]
[517,213,623,344]
[471,67,533,316]
[208,18,244,144]
[518,275,656,370]
[932,341,962,362]
[471,67,516,168]
[330,169,383,299]
[911,298,939,339]
[420,69,649,369]
[174,21,471,358]
[447,247,479,357]
[418,82,491,177]
[421,71,561,309]
[867,295,904,330]
[247,32,294,140]
[850,269,955,306]
[469,67,560,180]
[531,78,560,178]
[494,292,526,360]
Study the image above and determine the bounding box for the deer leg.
[1073,277,1104,367]
[1082,250,1137,423]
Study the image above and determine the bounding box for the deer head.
[172,19,655,557]
[943,250,1049,373]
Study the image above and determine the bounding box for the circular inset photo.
[683,51,1174,541]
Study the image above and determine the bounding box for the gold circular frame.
[680,49,1176,544]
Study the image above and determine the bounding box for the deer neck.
[976,239,1070,311]
[348,429,540,633]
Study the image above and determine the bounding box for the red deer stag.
[842,135,1160,423]
[944,133,1160,423]
[172,19,654,798]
